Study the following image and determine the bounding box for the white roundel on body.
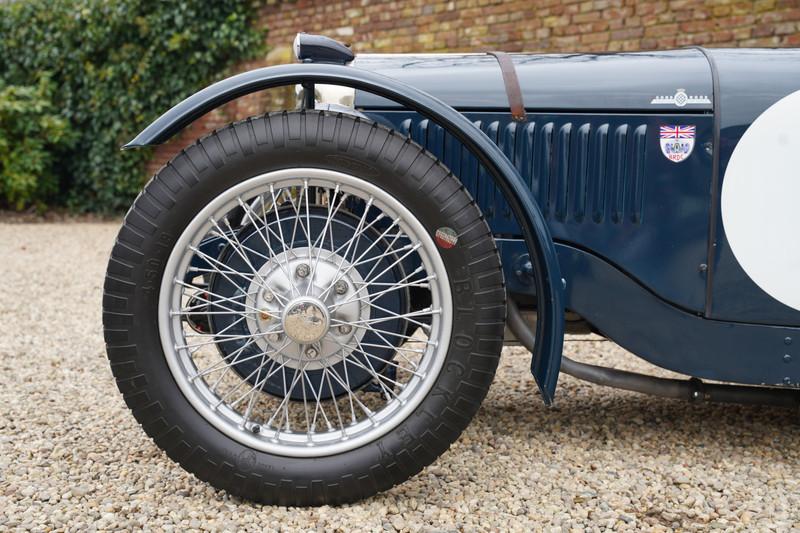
[721,89,800,311]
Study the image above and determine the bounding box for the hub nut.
[334,280,349,295]
[337,324,352,335]
[295,263,310,278]
[305,347,319,358]
[262,289,275,303]
[268,332,283,343]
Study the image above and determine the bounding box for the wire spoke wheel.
[160,168,451,457]
[105,112,505,505]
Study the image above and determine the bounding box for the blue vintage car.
[104,33,800,505]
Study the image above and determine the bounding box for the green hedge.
[0,0,264,213]
[0,78,73,212]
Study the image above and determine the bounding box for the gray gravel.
[2,221,800,532]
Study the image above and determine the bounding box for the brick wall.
[146,0,800,174]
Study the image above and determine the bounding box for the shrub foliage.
[0,0,264,212]
[0,78,73,211]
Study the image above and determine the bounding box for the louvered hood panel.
[397,116,651,231]
[370,110,714,313]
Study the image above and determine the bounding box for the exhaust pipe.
[507,299,800,408]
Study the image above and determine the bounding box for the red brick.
[752,22,776,36]
[644,22,679,36]
[611,27,645,39]
[572,11,602,23]
[680,19,717,32]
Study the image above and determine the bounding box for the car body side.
[352,48,800,387]
[125,46,800,395]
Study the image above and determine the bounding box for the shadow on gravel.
[475,388,800,453]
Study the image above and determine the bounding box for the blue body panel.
[357,48,800,330]
[557,243,800,386]
[368,111,715,314]
[356,48,800,385]
[354,49,713,113]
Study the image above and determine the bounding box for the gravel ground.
[1,221,800,532]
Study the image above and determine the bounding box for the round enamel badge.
[434,227,458,249]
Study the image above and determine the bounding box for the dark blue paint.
[353,49,713,112]
[557,243,800,386]
[370,110,714,314]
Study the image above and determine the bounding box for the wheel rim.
[159,168,452,457]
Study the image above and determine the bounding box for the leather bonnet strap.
[487,51,527,122]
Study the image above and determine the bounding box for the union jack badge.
[659,125,695,163]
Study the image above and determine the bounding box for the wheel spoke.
[308,185,350,295]
[353,338,407,399]
[174,280,261,316]
[268,185,303,297]
[303,369,333,432]
[318,216,402,300]
[265,360,310,433]
[323,368,346,435]
[236,194,298,299]
[331,306,440,330]
[285,185,310,254]
[329,267,431,311]
[339,242,414,273]
[349,321,436,344]
[211,216,290,307]
[303,180,312,269]
[324,196,373,279]
[300,359,311,437]
[338,322,431,369]
[208,337,261,393]
[188,265,256,279]
[324,360,376,422]
[325,334,424,379]
[216,340,291,408]
[240,351,270,427]
[191,339,282,381]
[187,245,270,302]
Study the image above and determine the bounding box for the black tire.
[103,111,506,505]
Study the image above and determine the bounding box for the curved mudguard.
[125,63,566,404]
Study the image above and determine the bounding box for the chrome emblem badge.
[650,88,711,108]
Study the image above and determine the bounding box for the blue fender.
[125,63,566,404]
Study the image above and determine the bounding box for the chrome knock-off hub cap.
[283,297,329,344]
[245,247,368,371]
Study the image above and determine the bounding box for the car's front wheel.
[103,111,505,505]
